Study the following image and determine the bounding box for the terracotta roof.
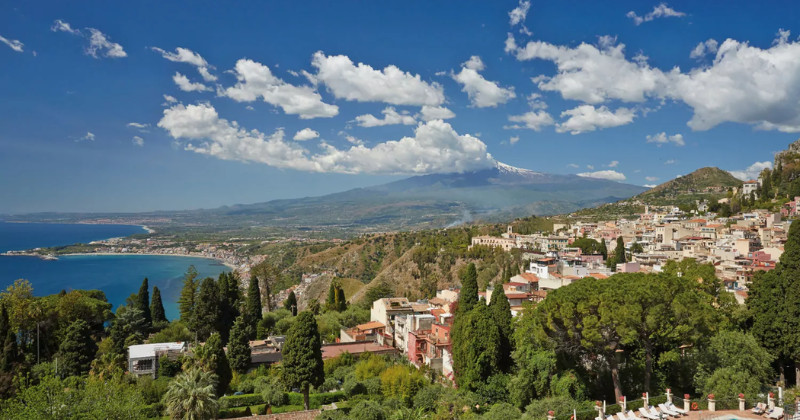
[590,273,608,279]
[518,273,539,282]
[505,282,527,286]
[355,321,385,331]
[505,293,532,299]
[321,341,399,360]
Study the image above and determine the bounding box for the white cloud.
[173,72,210,92]
[127,122,149,129]
[355,107,416,127]
[509,0,531,26]
[556,105,635,134]
[221,58,338,119]
[418,105,455,121]
[293,128,320,141]
[664,159,676,165]
[577,170,626,181]
[608,160,619,168]
[646,132,685,146]
[52,21,126,58]
[0,35,23,52]
[509,136,520,145]
[506,110,555,131]
[643,184,657,188]
[690,39,719,59]
[157,103,494,175]
[78,132,95,142]
[162,94,178,104]
[451,56,516,108]
[645,176,659,182]
[85,28,126,58]
[132,136,144,147]
[51,19,81,35]
[627,3,685,25]
[311,52,444,106]
[151,47,216,82]
[587,165,594,169]
[567,163,579,168]
[729,161,772,181]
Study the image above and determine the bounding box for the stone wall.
[234,409,322,420]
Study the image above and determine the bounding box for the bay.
[0,221,229,320]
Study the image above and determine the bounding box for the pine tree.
[179,266,199,331]
[282,311,324,410]
[458,263,479,313]
[136,278,152,329]
[227,315,251,374]
[150,286,167,327]
[195,277,221,341]
[245,275,262,339]
[284,291,298,316]
[59,319,98,377]
[335,287,347,312]
[488,281,513,372]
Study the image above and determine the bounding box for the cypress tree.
[451,302,501,391]
[598,239,608,260]
[488,281,513,372]
[335,287,347,312]
[203,333,232,396]
[194,277,221,341]
[326,282,337,311]
[136,278,152,328]
[0,304,18,373]
[227,315,251,374]
[217,272,240,344]
[458,263,479,313]
[178,266,199,331]
[615,236,626,264]
[59,319,98,377]
[245,275,262,338]
[284,291,298,316]
[282,311,323,410]
[150,286,167,327]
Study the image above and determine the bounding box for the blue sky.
[2,1,800,213]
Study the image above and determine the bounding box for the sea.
[0,221,230,320]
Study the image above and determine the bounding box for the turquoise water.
[0,221,229,320]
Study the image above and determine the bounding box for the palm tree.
[163,369,219,420]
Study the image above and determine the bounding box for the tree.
[251,261,278,312]
[109,306,147,354]
[245,274,263,338]
[194,277,221,341]
[284,291,298,316]
[488,281,513,372]
[335,286,347,312]
[598,239,608,260]
[195,333,231,396]
[614,236,626,265]
[150,286,167,328]
[254,376,288,414]
[458,263,479,313]
[136,278,152,329]
[217,272,240,344]
[59,319,98,377]
[698,330,773,397]
[326,282,337,311]
[0,303,18,373]
[178,266,199,331]
[163,369,219,420]
[452,303,502,391]
[227,315,251,374]
[282,311,323,410]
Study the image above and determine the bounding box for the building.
[128,342,187,378]
[340,321,386,343]
[321,341,399,360]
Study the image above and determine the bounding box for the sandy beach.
[63,252,237,270]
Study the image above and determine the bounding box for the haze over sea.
[0,221,229,319]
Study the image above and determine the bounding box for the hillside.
[636,167,741,202]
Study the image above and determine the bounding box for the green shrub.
[141,402,164,418]
[414,384,444,412]
[157,355,182,378]
[220,392,263,408]
[364,377,382,396]
[344,379,367,397]
[350,400,386,420]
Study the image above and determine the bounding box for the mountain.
[635,167,741,202]
[7,163,647,234]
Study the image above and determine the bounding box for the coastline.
[62,252,236,270]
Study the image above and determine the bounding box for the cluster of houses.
[471,203,793,304]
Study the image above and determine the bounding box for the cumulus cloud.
[355,107,416,127]
[627,3,685,25]
[162,94,178,105]
[0,35,24,52]
[644,184,657,188]
[646,132,685,146]
[729,161,772,181]
[664,159,676,165]
[506,110,555,131]
[577,170,626,181]
[608,160,619,168]
[157,103,494,175]
[418,105,455,121]
[293,128,320,141]
[556,105,635,134]
[509,135,520,145]
[132,136,144,147]
[508,32,800,133]
[173,72,210,92]
[509,0,531,26]
[311,52,444,106]
[221,58,338,119]
[151,47,216,81]
[51,20,126,58]
[77,132,95,142]
[567,163,579,168]
[690,39,719,59]
[452,56,516,108]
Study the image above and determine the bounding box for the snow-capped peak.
[495,161,542,176]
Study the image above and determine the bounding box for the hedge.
[222,390,346,409]
[142,402,164,418]
[221,393,264,408]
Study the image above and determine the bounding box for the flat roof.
[321,341,398,360]
[128,342,185,359]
